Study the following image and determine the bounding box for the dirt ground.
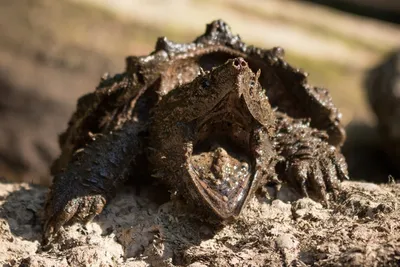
[1,0,400,185]
[1,0,400,266]
[1,180,399,266]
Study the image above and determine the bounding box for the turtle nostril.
[232,58,247,69]
[233,59,240,68]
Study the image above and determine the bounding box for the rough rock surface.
[1,179,399,266]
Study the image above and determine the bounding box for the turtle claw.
[43,187,106,243]
[285,142,348,203]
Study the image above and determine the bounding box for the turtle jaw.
[187,123,260,219]
[183,94,266,219]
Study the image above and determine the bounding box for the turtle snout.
[232,57,248,70]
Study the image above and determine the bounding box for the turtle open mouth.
[150,57,276,220]
[187,91,264,219]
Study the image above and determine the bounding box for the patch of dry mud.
[0,180,399,266]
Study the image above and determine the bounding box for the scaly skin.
[274,112,349,201]
[44,122,142,243]
[148,58,277,220]
[44,20,349,242]
[149,58,348,220]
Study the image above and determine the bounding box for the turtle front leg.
[273,112,349,202]
[43,122,143,243]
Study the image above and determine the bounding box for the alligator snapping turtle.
[44,20,348,241]
[365,49,400,171]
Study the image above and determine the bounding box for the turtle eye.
[200,78,211,89]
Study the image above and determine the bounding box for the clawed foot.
[275,114,349,203]
[43,182,106,243]
[286,148,348,202]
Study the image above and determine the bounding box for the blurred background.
[0,0,399,185]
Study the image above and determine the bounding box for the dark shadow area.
[342,121,399,183]
[0,180,46,242]
[302,0,400,24]
[0,72,71,184]
[358,48,400,182]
